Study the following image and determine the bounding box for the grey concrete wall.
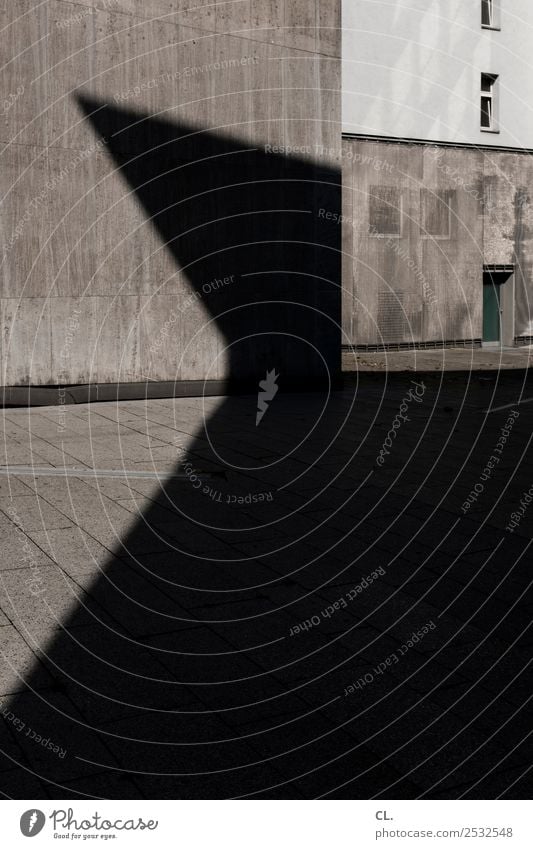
[1,0,341,386]
[342,137,533,347]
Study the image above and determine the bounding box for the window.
[481,73,499,131]
[482,0,500,29]
[369,187,402,236]
[421,190,454,239]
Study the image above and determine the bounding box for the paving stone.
[0,566,111,642]
[0,625,54,696]
[0,494,73,533]
[0,513,55,571]
[0,766,50,798]
[28,526,113,575]
[58,770,144,799]
[0,477,34,497]
[0,692,118,783]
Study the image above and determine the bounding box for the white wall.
[343,0,533,148]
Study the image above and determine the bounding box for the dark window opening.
[481,73,498,130]
[482,0,499,29]
[421,189,454,238]
[369,186,402,236]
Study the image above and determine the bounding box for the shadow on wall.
[77,98,342,385]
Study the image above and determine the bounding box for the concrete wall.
[342,137,533,347]
[343,0,533,147]
[1,1,341,387]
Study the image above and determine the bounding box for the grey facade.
[342,137,533,349]
[1,1,341,388]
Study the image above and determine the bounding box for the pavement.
[0,360,532,799]
[343,345,533,373]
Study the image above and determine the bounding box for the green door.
[483,279,501,343]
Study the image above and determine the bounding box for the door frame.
[482,264,515,347]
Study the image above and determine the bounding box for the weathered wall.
[342,137,533,347]
[1,0,341,386]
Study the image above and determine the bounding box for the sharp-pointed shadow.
[3,103,531,801]
[81,98,341,385]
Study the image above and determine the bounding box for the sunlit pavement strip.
[344,345,533,373]
[0,465,222,480]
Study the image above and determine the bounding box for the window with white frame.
[481,73,498,131]
[482,0,500,30]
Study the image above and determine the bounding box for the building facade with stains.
[0,1,341,392]
[342,0,533,349]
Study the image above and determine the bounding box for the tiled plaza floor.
[0,363,531,798]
